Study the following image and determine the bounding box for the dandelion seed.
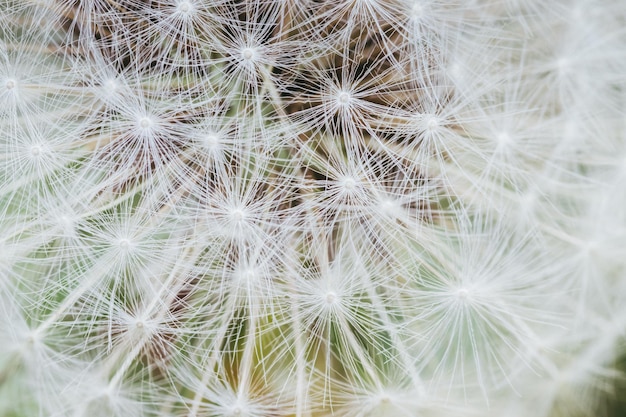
[203,133,220,150]
[410,2,424,20]
[138,117,154,130]
[29,145,42,157]
[425,115,440,132]
[230,208,246,223]
[117,238,132,251]
[177,1,193,14]
[324,291,338,305]
[337,91,351,106]
[241,48,256,61]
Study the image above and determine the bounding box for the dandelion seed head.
[556,57,570,75]
[203,132,221,150]
[341,177,356,189]
[1,1,623,415]
[241,47,257,62]
[337,91,352,106]
[520,189,538,213]
[325,291,338,305]
[456,288,471,303]
[425,115,440,132]
[58,214,78,235]
[18,328,42,355]
[338,176,360,193]
[497,131,512,146]
[102,78,119,93]
[230,208,247,223]
[96,79,123,103]
[118,238,133,251]
[138,117,154,130]
[4,78,16,90]
[176,0,194,14]
[58,215,71,227]
[23,332,37,347]
[379,198,401,217]
[410,2,424,20]
[30,145,42,157]
[238,268,258,283]
[128,315,156,340]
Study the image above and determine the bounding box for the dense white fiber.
[1,1,625,416]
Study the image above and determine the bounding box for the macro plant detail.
[0,0,625,416]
